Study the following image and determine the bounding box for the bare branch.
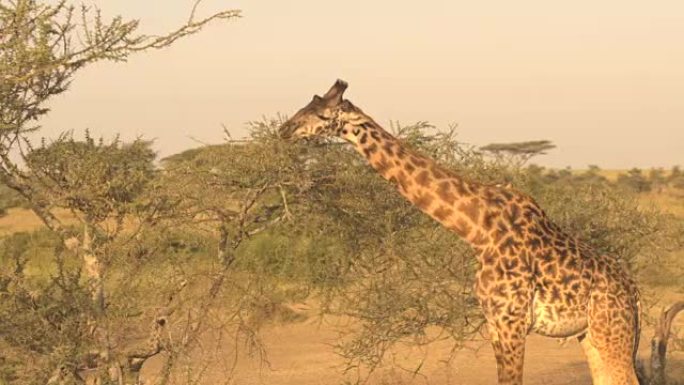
[649,301,684,385]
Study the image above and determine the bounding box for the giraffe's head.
[280,79,359,141]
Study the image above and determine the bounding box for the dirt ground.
[140,302,684,385]
[225,321,591,385]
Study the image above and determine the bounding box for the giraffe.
[279,80,641,385]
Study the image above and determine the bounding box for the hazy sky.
[42,0,683,168]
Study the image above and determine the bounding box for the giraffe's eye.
[316,113,328,120]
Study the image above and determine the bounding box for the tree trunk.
[649,301,684,385]
[81,224,105,312]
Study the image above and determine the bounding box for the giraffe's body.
[280,80,641,385]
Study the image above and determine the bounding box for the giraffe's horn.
[322,79,348,105]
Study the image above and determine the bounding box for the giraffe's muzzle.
[279,123,295,140]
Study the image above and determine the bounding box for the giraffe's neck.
[339,118,490,247]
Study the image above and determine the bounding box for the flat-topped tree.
[280,80,642,385]
[480,140,556,166]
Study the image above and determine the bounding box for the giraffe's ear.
[322,79,348,106]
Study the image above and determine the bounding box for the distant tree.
[668,166,684,190]
[617,168,652,193]
[543,166,574,184]
[648,168,667,193]
[480,140,556,166]
[574,164,608,185]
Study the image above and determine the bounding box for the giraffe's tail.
[633,287,644,383]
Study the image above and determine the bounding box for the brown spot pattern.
[415,170,432,187]
[432,206,453,221]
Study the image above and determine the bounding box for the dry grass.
[0,207,77,236]
[639,188,684,218]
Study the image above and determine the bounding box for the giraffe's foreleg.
[475,261,534,385]
[479,292,532,385]
[487,320,527,385]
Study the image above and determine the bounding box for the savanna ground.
[1,173,682,385]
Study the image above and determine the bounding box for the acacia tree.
[1,134,165,384]
[480,140,556,167]
[0,1,240,383]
